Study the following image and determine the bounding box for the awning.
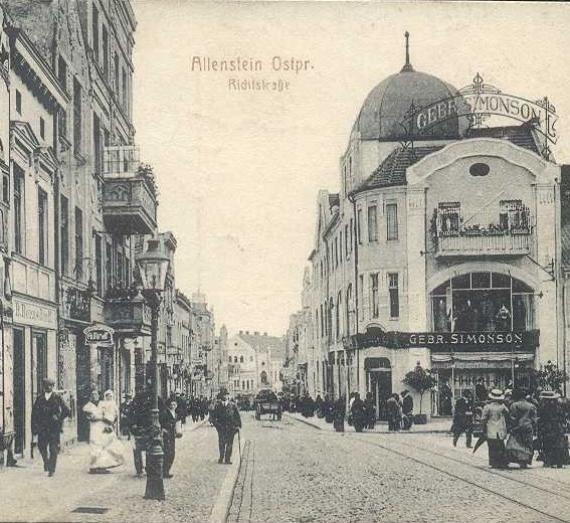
[431,352,534,370]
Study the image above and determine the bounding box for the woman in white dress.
[83,390,125,474]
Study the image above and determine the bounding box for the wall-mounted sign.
[347,330,539,353]
[13,296,57,329]
[83,324,115,347]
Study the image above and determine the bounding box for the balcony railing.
[435,229,531,258]
[102,146,158,235]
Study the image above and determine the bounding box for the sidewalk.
[285,412,452,434]
[0,420,241,523]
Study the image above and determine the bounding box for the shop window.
[472,272,490,289]
[452,274,470,289]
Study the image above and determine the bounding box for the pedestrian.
[537,390,567,468]
[128,386,153,477]
[481,389,509,469]
[176,394,188,426]
[200,396,208,421]
[364,392,376,430]
[505,389,536,468]
[315,395,324,418]
[386,393,402,432]
[323,394,334,424]
[160,398,179,478]
[83,390,125,474]
[333,396,346,432]
[452,390,474,448]
[401,390,414,430]
[210,388,241,464]
[503,389,513,410]
[31,378,70,477]
[475,377,488,403]
[120,394,133,437]
[351,393,367,432]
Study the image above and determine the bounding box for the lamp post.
[136,239,170,501]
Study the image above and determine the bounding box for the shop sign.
[13,297,57,329]
[83,324,115,347]
[348,330,539,352]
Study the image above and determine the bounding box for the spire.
[401,30,414,72]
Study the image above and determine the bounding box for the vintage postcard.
[0,1,570,522]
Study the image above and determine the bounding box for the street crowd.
[4,378,242,483]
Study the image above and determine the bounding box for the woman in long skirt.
[506,389,537,468]
[538,391,567,468]
[481,389,509,468]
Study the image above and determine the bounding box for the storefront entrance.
[365,357,392,421]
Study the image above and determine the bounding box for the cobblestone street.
[229,414,570,523]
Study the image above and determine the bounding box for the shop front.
[12,295,58,456]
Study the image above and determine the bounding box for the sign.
[348,330,539,353]
[83,324,115,347]
[402,73,558,152]
[13,296,57,329]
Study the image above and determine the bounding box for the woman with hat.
[538,390,567,468]
[481,389,510,468]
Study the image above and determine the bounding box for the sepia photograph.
[1,1,570,522]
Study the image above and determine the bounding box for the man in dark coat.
[475,378,488,404]
[160,398,178,478]
[350,393,367,432]
[31,378,70,476]
[210,389,241,464]
[452,389,474,448]
[401,390,414,430]
[128,386,154,476]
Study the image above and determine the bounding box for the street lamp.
[136,239,170,501]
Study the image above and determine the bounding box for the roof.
[355,125,543,193]
[465,125,540,154]
[238,333,286,361]
[353,70,460,141]
[356,145,444,192]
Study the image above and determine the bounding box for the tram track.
[357,436,570,523]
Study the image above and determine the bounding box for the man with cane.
[211,388,241,464]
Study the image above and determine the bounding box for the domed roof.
[353,34,461,141]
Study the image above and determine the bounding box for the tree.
[530,360,569,393]
[402,362,437,415]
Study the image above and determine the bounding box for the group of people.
[452,385,570,470]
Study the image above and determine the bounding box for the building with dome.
[295,34,564,419]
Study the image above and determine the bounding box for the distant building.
[226,331,286,397]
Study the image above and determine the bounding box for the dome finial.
[401,30,414,72]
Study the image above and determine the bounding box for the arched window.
[234,356,238,363]
[260,371,268,385]
[240,355,244,363]
[228,356,232,363]
[430,271,534,332]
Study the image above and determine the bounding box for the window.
[334,236,338,268]
[359,274,364,321]
[250,356,253,362]
[346,285,352,335]
[386,203,398,240]
[14,164,24,254]
[102,25,109,78]
[74,207,83,279]
[121,67,127,110]
[438,202,461,235]
[60,196,69,274]
[38,188,48,265]
[499,200,529,232]
[2,173,9,203]
[228,356,232,363]
[15,90,21,115]
[92,5,99,61]
[57,55,67,90]
[336,292,342,339]
[368,205,378,242]
[339,231,343,265]
[349,218,353,253]
[39,117,45,140]
[58,110,67,140]
[357,208,363,244]
[105,240,112,290]
[93,112,101,173]
[73,79,82,154]
[315,309,319,340]
[114,53,120,95]
[370,273,379,318]
[94,233,102,295]
[239,355,244,363]
[388,273,399,319]
[345,224,349,259]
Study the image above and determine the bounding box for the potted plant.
[402,362,437,424]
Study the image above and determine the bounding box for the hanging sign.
[83,324,115,347]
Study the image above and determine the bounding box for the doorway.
[365,358,392,421]
[13,328,25,454]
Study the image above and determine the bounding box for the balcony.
[101,146,158,235]
[435,230,531,258]
[103,287,152,336]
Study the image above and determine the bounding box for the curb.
[208,433,246,523]
[284,413,450,435]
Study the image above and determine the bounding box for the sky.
[132,1,570,337]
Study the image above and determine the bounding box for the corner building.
[306,46,561,419]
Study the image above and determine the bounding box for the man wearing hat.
[31,378,71,476]
[210,388,241,464]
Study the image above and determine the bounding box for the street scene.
[2,0,570,522]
